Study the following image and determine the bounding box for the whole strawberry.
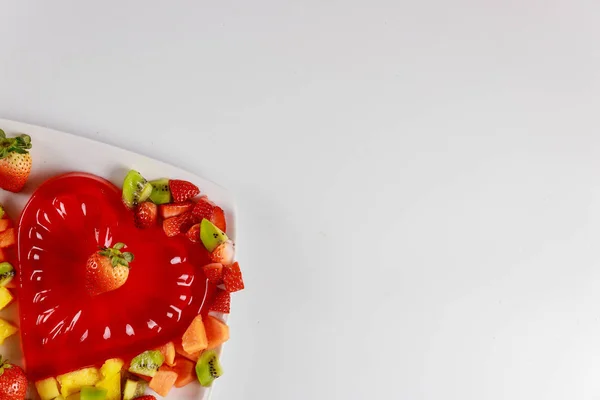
[85,242,134,296]
[0,357,27,400]
[0,132,32,193]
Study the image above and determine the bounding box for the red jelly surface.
[17,173,215,379]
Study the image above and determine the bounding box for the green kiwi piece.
[200,219,229,252]
[148,178,171,204]
[80,386,107,400]
[195,350,223,387]
[128,350,164,377]
[0,205,5,220]
[0,262,14,287]
[122,170,153,209]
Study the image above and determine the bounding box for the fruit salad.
[0,130,245,399]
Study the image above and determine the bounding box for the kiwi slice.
[128,350,164,377]
[200,219,229,252]
[0,262,14,287]
[149,178,172,205]
[80,386,107,400]
[0,205,5,220]
[196,350,223,387]
[122,170,153,209]
[123,378,147,400]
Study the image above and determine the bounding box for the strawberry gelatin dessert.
[17,173,217,380]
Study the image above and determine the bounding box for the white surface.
[0,119,237,399]
[1,1,600,399]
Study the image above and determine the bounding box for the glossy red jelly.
[17,173,215,379]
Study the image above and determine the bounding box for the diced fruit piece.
[203,263,223,284]
[0,133,32,193]
[129,350,164,378]
[157,342,176,367]
[169,179,199,203]
[0,263,14,287]
[211,206,227,232]
[65,394,79,400]
[0,219,11,232]
[0,358,27,399]
[210,240,235,265]
[0,287,13,310]
[100,358,124,378]
[159,202,194,219]
[185,223,200,243]
[36,377,61,400]
[134,202,158,229]
[122,170,153,209]
[174,341,201,361]
[162,212,196,237]
[0,318,17,344]
[85,243,134,296]
[148,367,177,397]
[80,386,107,400]
[200,219,228,252]
[0,205,4,220]
[134,397,156,400]
[209,290,230,314]
[182,315,208,354]
[57,367,101,398]
[0,228,15,248]
[191,197,215,221]
[172,357,196,388]
[95,372,119,400]
[122,379,147,400]
[195,350,223,387]
[204,315,230,349]
[149,178,171,205]
[223,262,245,292]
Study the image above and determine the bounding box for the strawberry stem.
[99,243,134,268]
[0,133,31,159]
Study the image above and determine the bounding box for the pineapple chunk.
[35,377,60,400]
[0,287,13,310]
[57,367,101,397]
[0,318,18,344]
[96,372,121,400]
[100,358,123,378]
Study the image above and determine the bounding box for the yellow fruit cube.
[96,372,121,400]
[35,377,60,400]
[0,318,18,344]
[100,358,124,378]
[57,367,101,397]
[0,287,13,310]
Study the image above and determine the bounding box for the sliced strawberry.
[210,240,235,265]
[134,201,158,229]
[191,197,215,221]
[223,261,244,292]
[163,212,196,237]
[185,223,200,243]
[169,180,200,203]
[211,206,227,232]
[159,201,193,219]
[202,263,223,284]
[209,289,231,314]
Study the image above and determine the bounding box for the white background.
[1,1,600,399]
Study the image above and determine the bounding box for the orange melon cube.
[204,315,229,349]
[0,229,15,248]
[149,366,178,397]
[172,357,196,388]
[157,341,176,367]
[0,220,11,233]
[174,340,201,362]
[181,315,207,354]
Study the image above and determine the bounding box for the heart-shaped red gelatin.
[17,173,215,379]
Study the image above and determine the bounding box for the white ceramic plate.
[0,118,236,399]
